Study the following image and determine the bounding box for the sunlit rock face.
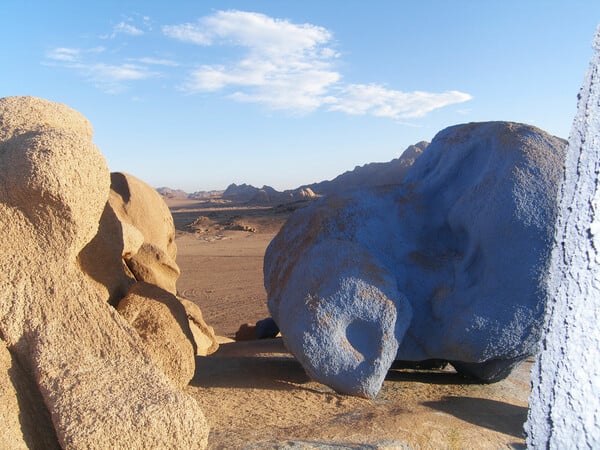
[265,121,566,398]
[526,27,600,448]
[0,96,209,449]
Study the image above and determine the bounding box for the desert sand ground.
[169,197,530,449]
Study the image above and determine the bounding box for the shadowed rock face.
[265,121,566,398]
[0,339,59,449]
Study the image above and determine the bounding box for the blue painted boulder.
[264,122,566,397]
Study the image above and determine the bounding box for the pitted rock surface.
[0,96,209,448]
[265,121,566,397]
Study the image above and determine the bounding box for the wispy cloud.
[163,10,334,56]
[46,47,80,62]
[131,57,179,67]
[101,15,152,39]
[329,84,473,119]
[44,10,472,118]
[44,46,158,93]
[163,10,472,118]
[164,10,340,112]
[113,21,144,36]
[86,63,157,94]
[162,23,212,45]
[88,63,154,81]
[45,46,107,63]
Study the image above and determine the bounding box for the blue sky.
[2,1,599,191]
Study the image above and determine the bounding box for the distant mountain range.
[221,183,317,204]
[302,141,429,195]
[157,141,429,205]
[157,187,224,200]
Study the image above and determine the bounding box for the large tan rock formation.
[0,96,209,449]
[79,171,179,305]
[109,172,180,294]
[79,170,219,363]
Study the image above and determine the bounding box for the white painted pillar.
[526,26,600,448]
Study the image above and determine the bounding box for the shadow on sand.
[190,340,312,390]
[191,354,311,391]
[385,368,480,386]
[423,396,527,440]
[191,340,528,445]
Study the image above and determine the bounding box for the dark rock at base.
[255,318,280,339]
[235,323,257,341]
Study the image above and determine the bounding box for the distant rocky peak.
[304,140,431,195]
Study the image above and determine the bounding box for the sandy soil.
[177,232,272,338]
[169,198,530,449]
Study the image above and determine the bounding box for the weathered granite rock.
[179,297,219,356]
[245,440,410,449]
[0,339,59,449]
[78,189,139,307]
[109,172,180,295]
[234,318,279,341]
[80,171,218,358]
[79,171,179,306]
[265,121,566,397]
[117,282,196,387]
[526,27,600,448]
[235,323,258,341]
[0,96,208,448]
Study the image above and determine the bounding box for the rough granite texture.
[179,297,219,356]
[108,171,180,296]
[80,170,180,306]
[526,26,600,448]
[0,96,208,449]
[0,339,59,449]
[117,282,197,388]
[244,441,410,449]
[80,170,218,364]
[265,121,566,398]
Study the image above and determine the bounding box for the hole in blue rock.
[345,319,381,359]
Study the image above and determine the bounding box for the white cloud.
[113,21,144,36]
[88,63,154,81]
[163,23,212,45]
[46,47,80,62]
[164,10,472,118]
[44,46,159,93]
[185,57,340,111]
[43,11,473,116]
[228,67,340,111]
[133,57,179,67]
[83,63,157,94]
[100,16,151,39]
[163,10,332,55]
[329,84,473,119]
[165,10,339,112]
